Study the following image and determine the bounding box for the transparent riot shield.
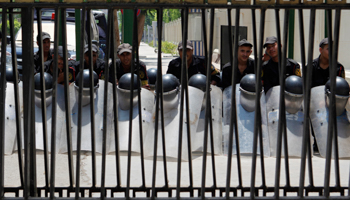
[310,86,350,158]
[108,88,155,153]
[5,82,23,154]
[266,86,308,158]
[144,86,204,161]
[223,84,270,157]
[191,85,222,155]
[60,80,114,153]
[34,83,66,153]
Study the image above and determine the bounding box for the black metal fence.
[0,1,350,199]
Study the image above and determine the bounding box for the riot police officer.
[310,38,345,87]
[221,39,255,89]
[40,46,76,84]
[73,44,107,80]
[261,36,301,93]
[34,32,53,72]
[166,40,220,85]
[113,43,150,90]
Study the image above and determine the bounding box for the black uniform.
[41,59,76,83]
[34,49,54,73]
[72,58,108,80]
[310,55,345,88]
[166,56,221,83]
[262,58,301,93]
[221,58,255,89]
[112,59,149,87]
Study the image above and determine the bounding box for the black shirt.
[41,59,76,83]
[166,56,221,83]
[72,58,107,80]
[221,58,255,89]
[34,49,54,73]
[261,58,301,93]
[110,59,149,87]
[310,55,345,88]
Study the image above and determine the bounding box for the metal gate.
[0,0,349,199]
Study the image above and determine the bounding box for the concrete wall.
[164,8,350,70]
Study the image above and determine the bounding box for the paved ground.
[138,42,176,75]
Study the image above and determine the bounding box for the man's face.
[319,44,329,60]
[57,56,64,71]
[179,48,193,66]
[118,52,132,67]
[238,46,252,62]
[42,38,51,53]
[266,42,278,59]
[84,51,98,66]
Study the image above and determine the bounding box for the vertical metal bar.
[233,7,242,188]
[0,7,7,198]
[57,7,75,189]
[176,8,189,200]
[330,7,341,189]
[273,8,291,198]
[49,6,59,199]
[251,9,258,73]
[30,8,38,198]
[133,6,146,189]
[151,8,168,199]
[281,9,291,188]
[9,7,24,188]
[110,9,121,188]
[252,8,267,192]
[203,8,218,191]
[250,8,266,199]
[225,8,240,199]
[22,6,37,198]
[86,8,97,188]
[184,10,194,197]
[201,7,216,199]
[298,8,316,197]
[151,8,161,199]
[158,7,170,195]
[75,6,86,199]
[100,7,114,200]
[324,9,334,197]
[36,8,50,191]
[152,8,169,199]
[126,6,137,199]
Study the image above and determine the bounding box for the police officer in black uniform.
[113,43,150,89]
[310,38,345,88]
[73,44,107,81]
[34,32,53,72]
[222,39,255,89]
[40,46,76,84]
[261,36,301,93]
[166,40,220,85]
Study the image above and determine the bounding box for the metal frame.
[0,2,349,199]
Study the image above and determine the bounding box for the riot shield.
[191,85,222,155]
[223,84,270,157]
[310,86,350,158]
[35,84,66,152]
[108,88,155,153]
[144,86,204,161]
[5,82,23,154]
[60,80,114,153]
[266,86,308,158]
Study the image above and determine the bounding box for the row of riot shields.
[223,74,350,159]
[4,73,350,160]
